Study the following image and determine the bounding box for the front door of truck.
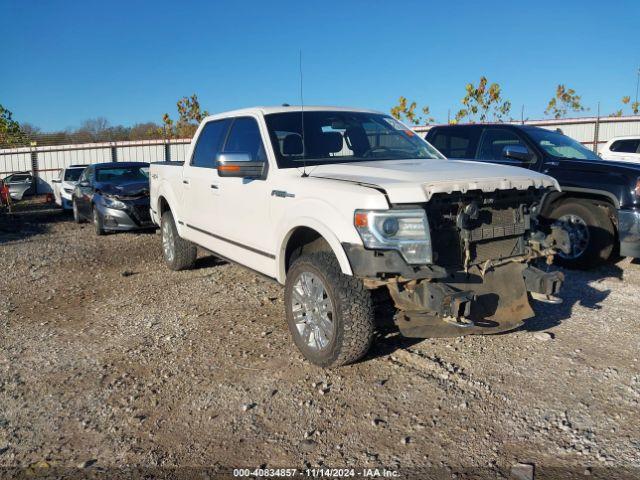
[214,116,275,276]
[180,118,231,248]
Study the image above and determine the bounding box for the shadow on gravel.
[0,201,70,244]
[362,261,623,360]
[194,255,228,269]
[520,262,622,332]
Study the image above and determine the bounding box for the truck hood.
[308,159,559,203]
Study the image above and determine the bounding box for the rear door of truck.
[180,118,232,243]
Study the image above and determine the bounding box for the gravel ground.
[0,203,639,479]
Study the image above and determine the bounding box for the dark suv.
[72,162,154,235]
[425,124,640,269]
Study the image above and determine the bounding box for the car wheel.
[93,205,105,236]
[549,199,614,269]
[161,210,196,271]
[72,199,84,223]
[284,252,374,368]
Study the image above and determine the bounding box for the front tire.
[284,252,374,368]
[72,199,84,224]
[161,210,196,271]
[93,205,105,236]
[549,199,614,269]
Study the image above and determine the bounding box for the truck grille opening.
[425,188,541,269]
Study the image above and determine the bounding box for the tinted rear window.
[610,139,640,153]
[427,128,479,159]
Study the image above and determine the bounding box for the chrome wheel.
[558,213,590,259]
[162,219,175,263]
[291,272,334,351]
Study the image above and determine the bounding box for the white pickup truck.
[150,106,569,367]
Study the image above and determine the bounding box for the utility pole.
[593,102,601,153]
[635,66,640,107]
[521,105,525,124]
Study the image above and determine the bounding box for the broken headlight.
[102,195,126,210]
[354,209,432,264]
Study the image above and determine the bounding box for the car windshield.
[64,168,84,181]
[95,166,149,183]
[527,128,600,160]
[264,111,443,168]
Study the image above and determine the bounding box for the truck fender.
[276,217,354,284]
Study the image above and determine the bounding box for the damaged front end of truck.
[344,185,570,338]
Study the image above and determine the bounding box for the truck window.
[477,128,528,161]
[610,139,640,153]
[191,119,232,168]
[222,117,267,162]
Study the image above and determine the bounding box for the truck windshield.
[527,128,601,161]
[264,111,444,168]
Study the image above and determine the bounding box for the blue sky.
[1,0,639,131]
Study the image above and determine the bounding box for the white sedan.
[52,165,87,209]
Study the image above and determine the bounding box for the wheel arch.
[542,188,618,227]
[157,195,171,216]
[277,220,353,284]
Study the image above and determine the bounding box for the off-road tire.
[72,199,84,224]
[161,210,196,271]
[93,205,105,236]
[549,199,614,269]
[284,252,374,368]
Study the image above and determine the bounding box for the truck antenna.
[299,50,308,177]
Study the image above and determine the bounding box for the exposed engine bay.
[349,187,570,338]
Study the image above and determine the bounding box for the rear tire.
[548,199,614,269]
[161,210,196,271]
[284,252,374,368]
[93,205,105,236]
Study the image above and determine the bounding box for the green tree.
[390,96,435,125]
[163,94,209,138]
[454,77,511,123]
[544,84,587,119]
[0,104,27,147]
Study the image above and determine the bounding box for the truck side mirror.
[217,153,267,179]
[79,180,90,187]
[502,144,534,162]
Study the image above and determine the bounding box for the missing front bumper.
[388,263,563,338]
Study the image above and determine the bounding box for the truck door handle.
[210,184,219,189]
[544,161,559,167]
[182,179,189,184]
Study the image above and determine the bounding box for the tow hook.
[442,289,475,320]
[524,266,564,304]
[442,315,475,328]
[530,292,563,304]
[387,281,476,325]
